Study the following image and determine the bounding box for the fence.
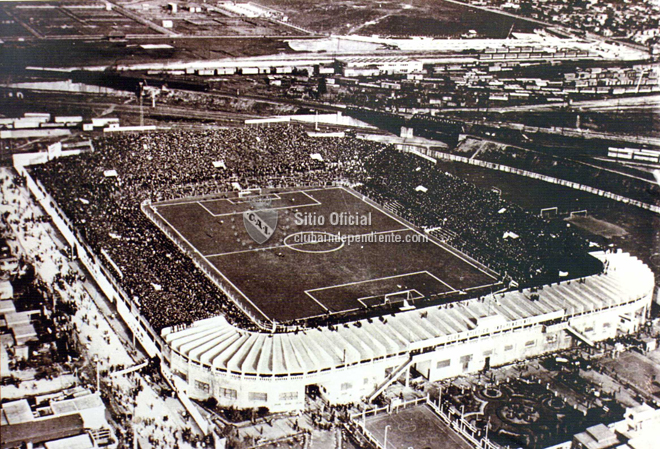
[399,146,660,215]
[348,395,501,449]
[141,199,276,332]
[18,166,161,358]
[425,398,500,449]
[245,430,311,449]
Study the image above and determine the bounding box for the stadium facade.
[18,158,655,414]
[163,250,653,412]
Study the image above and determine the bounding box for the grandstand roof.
[164,251,653,377]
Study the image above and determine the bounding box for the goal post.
[358,289,424,308]
[570,209,588,218]
[238,188,262,198]
[383,289,424,305]
[540,206,558,219]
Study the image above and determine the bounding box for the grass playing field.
[148,186,499,323]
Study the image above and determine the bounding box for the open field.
[255,0,539,36]
[2,2,153,38]
[1,1,306,39]
[431,158,660,278]
[149,186,498,323]
[0,37,294,71]
[365,404,472,449]
[566,215,628,239]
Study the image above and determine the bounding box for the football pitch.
[147,186,499,323]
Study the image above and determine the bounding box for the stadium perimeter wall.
[397,145,660,214]
[16,162,161,358]
[141,199,274,330]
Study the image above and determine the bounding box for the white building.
[341,56,424,77]
[163,251,653,412]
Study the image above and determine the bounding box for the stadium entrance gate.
[305,384,321,401]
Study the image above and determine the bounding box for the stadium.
[18,125,654,413]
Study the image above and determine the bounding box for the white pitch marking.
[197,201,217,217]
[304,291,330,312]
[197,195,321,218]
[306,271,435,293]
[150,206,272,323]
[423,270,456,291]
[340,186,498,280]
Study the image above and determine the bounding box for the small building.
[51,393,106,429]
[44,433,95,449]
[573,423,620,449]
[1,414,85,449]
[11,322,37,345]
[1,391,113,448]
[0,281,12,300]
[641,337,657,352]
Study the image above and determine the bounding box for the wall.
[166,288,649,412]
[403,146,660,214]
[19,165,159,358]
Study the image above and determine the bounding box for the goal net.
[238,188,262,198]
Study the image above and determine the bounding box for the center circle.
[283,231,345,253]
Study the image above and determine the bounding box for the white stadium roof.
[164,251,652,377]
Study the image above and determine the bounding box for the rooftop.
[0,413,84,449]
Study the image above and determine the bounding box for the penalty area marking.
[225,192,282,205]
[357,289,424,308]
[340,186,499,281]
[423,270,456,291]
[305,270,458,310]
[196,192,321,218]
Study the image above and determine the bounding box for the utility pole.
[138,81,144,127]
[93,355,100,392]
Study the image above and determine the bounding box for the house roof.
[44,433,94,449]
[1,414,84,449]
[2,400,33,425]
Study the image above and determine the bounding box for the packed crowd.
[355,149,600,285]
[29,125,373,331]
[2,168,214,448]
[30,124,598,331]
